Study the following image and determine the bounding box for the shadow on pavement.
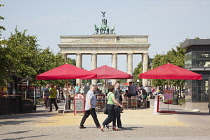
[2,134,48,140]
[87,126,143,131]
[0,102,63,120]
[158,111,210,116]
[0,111,57,120]
[0,130,33,135]
[177,111,210,116]
[0,120,32,126]
[121,126,143,130]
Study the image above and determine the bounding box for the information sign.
[164,90,173,104]
[74,93,85,115]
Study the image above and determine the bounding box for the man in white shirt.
[79,85,100,129]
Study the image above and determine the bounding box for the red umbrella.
[36,64,97,80]
[139,63,202,80]
[139,63,202,113]
[90,65,133,79]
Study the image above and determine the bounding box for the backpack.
[45,88,49,93]
[141,88,147,96]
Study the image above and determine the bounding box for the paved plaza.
[0,99,210,140]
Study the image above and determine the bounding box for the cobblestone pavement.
[1,99,210,140]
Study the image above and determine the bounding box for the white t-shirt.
[85,90,97,110]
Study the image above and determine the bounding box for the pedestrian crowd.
[42,82,159,131]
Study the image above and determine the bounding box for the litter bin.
[172,95,178,105]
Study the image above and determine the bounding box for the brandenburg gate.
[58,12,150,86]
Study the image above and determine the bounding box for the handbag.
[103,93,111,114]
[103,105,108,114]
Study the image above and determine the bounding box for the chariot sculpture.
[94,11,115,34]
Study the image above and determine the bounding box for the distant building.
[182,39,210,111]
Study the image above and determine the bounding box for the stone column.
[63,53,67,63]
[112,53,117,84]
[91,53,97,86]
[142,53,148,86]
[76,53,82,86]
[127,53,133,82]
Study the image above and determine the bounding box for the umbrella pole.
[167,79,170,111]
[105,79,107,104]
[168,79,169,89]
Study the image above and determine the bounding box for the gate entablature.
[58,12,150,86]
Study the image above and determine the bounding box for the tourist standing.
[48,84,59,112]
[148,86,152,96]
[127,82,137,107]
[84,83,90,94]
[128,82,137,97]
[79,85,100,129]
[75,83,80,94]
[63,85,70,110]
[101,84,106,94]
[69,85,75,94]
[43,84,50,109]
[80,85,84,94]
[140,85,147,108]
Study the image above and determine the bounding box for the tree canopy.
[134,43,186,87]
[0,4,5,37]
[0,28,76,87]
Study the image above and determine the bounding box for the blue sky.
[1,0,210,72]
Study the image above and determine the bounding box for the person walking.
[114,82,123,128]
[48,84,59,112]
[100,85,123,131]
[79,85,100,129]
[43,84,50,109]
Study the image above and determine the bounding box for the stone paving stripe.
[36,109,187,127]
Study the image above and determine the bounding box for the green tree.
[133,42,186,87]
[0,40,11,86]
[0,4,7,86]
[151,44,186,87]
[6,29,39,78]
[1,28,76,87]
[133,57,152,85]
[0,4,5,37]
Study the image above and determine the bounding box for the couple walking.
[79,84,123,131]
